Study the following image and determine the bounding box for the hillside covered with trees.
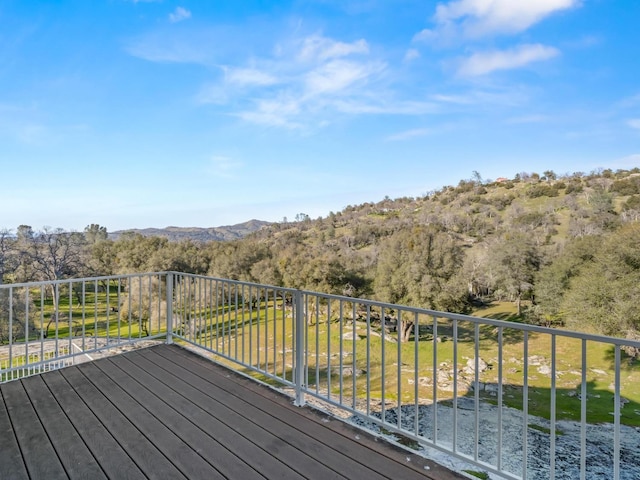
[2,168,640,349]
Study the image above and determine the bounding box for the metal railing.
[2,272,639,480]
[0,272,168,381]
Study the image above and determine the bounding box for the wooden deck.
[0,344,464,480]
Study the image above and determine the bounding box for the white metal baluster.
[327,299,332,403]
[497,326,504,472]
[235,284,239,360]
[166,273,173,344]
[397,309,402,432]
[366,305,371,417]
[339,299,344,405]
[433,315,439,445]
[550,334,556,480]
[294,289,305,407]
[352,302,357,412]
[614,345,621,480]
[452,318,458,452]
[414,312,419,438]
[25,287,30,372]
[68,281,73,357]
[474,322,480,463]
[523,331,529,480]
[381,306,385,424]
[580,339,587,480]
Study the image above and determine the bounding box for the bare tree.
[0,229,18,285]
[18,227,87,311]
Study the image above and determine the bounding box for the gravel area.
[349,399,640,479]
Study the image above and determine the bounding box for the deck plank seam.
[139,346,396,480]
[61,364,187,480]
[75,361,222,480]
[15,379,71,479]
[96,355,267,480]
[106,353,286,480]
[0,387,30,479]
[121,350,349,480]
[156,344,437,480]
[42,370,150,480]
[26,374,109,480]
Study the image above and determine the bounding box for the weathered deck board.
[0,386,30,480]
[0,344,464,480]
[144,346,431,480]
[42,370,148,480]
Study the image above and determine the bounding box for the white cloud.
[404,48,420,62]
[134,29,429,129]
[431,88,529,107]
[169,7,191,23]
[304,59,384,95]
[234,95,303,129]
[416,0,580,42]
[457,44,559,76]
[628,119,640,130]
[332,100,437,115]
[225,67,278,86]
[298,35,369,62]
[126,32,210,64]
[206,155,243,178]
[386,128,434,141]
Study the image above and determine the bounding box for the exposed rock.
[350,401,640,480]
[537,365,552,376]
[528,355,546,366]
[408,377,432,386]
[462,357,488,375]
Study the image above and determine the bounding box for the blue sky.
[1,0,639,232]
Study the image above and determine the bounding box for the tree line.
[2,168,640,349]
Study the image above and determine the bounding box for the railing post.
[294,289,306,406]
[166,272,174,344]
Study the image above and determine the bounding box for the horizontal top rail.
[170,271,640,349]
[0,271,169,290]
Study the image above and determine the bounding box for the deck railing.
[2,272,639,480]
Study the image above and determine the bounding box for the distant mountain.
[110,219,270,242]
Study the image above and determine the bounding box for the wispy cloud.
[298,35,369,62]
[225,67,278,86]
[457,44,559,76]
[386,128,434,141]
[403,48,420,62]
[234,95,303,129]
[206,155,243,178]
[126,31,212,64]
[332,99,437,115]
[431,88,529,107]
[169,7,191,23]
[415,0,581,42]
[304,59,384,95]
[617,93,640,108]
[628,119,640,130]
[190,32,406,129]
